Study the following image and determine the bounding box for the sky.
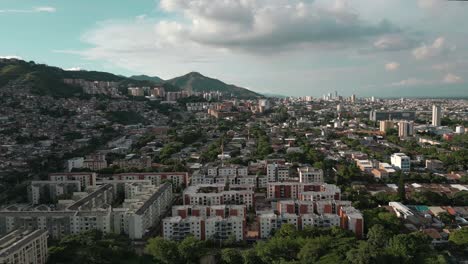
[1,0,468,97]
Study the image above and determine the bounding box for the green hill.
[0,59,154,98]
[0,59,261,99]
[0,59,83,97]
[167,72,262,99]
[129,75,164,84]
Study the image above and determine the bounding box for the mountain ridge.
[167,71,262,98]
[0,59,261,99]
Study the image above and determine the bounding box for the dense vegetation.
[144,223,461,264]
[47,230,151,264]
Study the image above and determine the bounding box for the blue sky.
[1,0,468,97]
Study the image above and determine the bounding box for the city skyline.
[1,0,468,97]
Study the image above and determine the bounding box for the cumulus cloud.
[412,37,455,60]
[385,62,400,71]
[0,6,56,13]
[443,73,463,84]
[156,0,399,52]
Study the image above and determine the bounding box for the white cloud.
[0,55,23,60]
[385,62,400,71]
[0,6,56,13]
[391,73,464,87]
[443,73,463,84]
[34,7,56,13]
[373,34,417,51]
[391,78,434,87]
[155,0,398,52]
[65,67,83,71]
[412,37,455,60]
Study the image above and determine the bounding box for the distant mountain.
[129,75,164,84]
[167,72,261,99]
[0,59,261,99]
[0,59,160,98]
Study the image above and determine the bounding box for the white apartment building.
[391,153,411,172]
[267,182,340,200]
[163,216,245,241]
[267,163,290,182]
[298,166,324,183]
[258,213,299,239]
[163,216,204,240]
[112,172,189,187]
[205,216,244,241]
[65,157,84,172]
[29,180,81,205]
[299,184,341,202]
[183,184,254,208]
[1,182,173,240]
[432,105,441,127]
[398,121,414,138]
[48,172,97,191]
[301,214,340,229]
[0,229,48,264]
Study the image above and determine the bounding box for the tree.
[298,236,333,263]
[346,241,387,264]
[145,237,181,264]
[367,224,391,248]
[243,249,264,264]
[449,228,468,249]
[255,237,300,263]
[48,230,141,264]
[397,171,406,202]
[437,212,456,226]
[220,248,243,264]
[178,235,206,264]
[387,232,431,263]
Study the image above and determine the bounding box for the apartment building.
[297,166,324,183]
[339,206,364,238]
[183,184,254,208]
[301,214,340,229]
[0,182,173,240]
[258,213,299,238]
[267,182,340,200]
[0,229,48,264]
[65,157,84,172]
[83,154,108,171]
[112,172,189,187]
[163,216,204,240]
[206,165,248,177]
[391,153,411,172]
[48,172,96,191]
[28,180,81,205]
[205,216,245,241]
[172,205,246,220]
[266,162,290,182]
